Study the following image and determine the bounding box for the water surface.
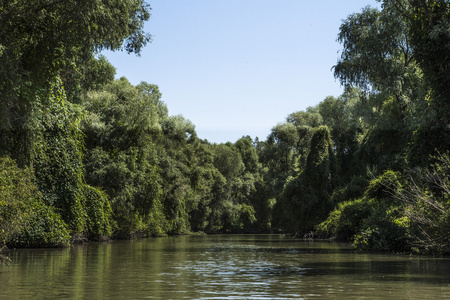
[1,234,449,299]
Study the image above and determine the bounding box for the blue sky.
[103,0,380,143]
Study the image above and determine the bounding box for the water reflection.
[1,235,450,299]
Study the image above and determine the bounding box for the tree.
[83,78,167,237]
[0,0,152,162]
[386,0,450,106]
[383,0,450,162]
[286,111,323,128]
[314,95,362,183]
[279,126,335,235]
[0,0,151,80]
[266,122,300,176]
[334,4,420,99]
[235,136,260,174]
[333,3,429,172]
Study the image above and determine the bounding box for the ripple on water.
[164,245,307,299]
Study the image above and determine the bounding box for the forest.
[1,0,449,258]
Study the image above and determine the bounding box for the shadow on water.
[195,245,357,256]
[154,234,450,286]
[301,259,450,284]
[148,234,355,254]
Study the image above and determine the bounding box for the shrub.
[353,205,411,252]
[395,153,450,254]
[8,204,70,248]
[317,170,411,252]
[315,198,371,241]
[0,156,70,248]
[364,170,402,202]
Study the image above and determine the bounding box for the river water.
[1,234,449,299]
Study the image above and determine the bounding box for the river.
[1,234,449,299]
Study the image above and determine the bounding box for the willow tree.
[0,0,151,160]
[0,0,151,238]
[382,0,450,163]
[333,3,430,173]
[280,126,335,235]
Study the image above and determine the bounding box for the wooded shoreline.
[1,0,449,256]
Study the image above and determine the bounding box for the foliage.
[312,1,450,253]
[334,4,420,97]
[278,126,335,235]
[315,198,371,241]
[317,170,411,252]
[313,94,364,184]
[8,203,71,248]
[0,156,70,248]
[391,0,450,107]
[0,0,152,247]
[383,0,450,162]
[330,176,369,204]
[393,153,450,254]
[0,0,151,81]
[1,0,449,256]
[82,185,113,240]
[0,0,153,162]
[30,77,87,232]
[353,206,410,253]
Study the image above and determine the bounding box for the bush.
[8,204,70,248]
[315,198,371,241]
[0,156,38,245]
[353,205,411,252]
[0,156,70,248]
[364,170,402,202]
[317,170,411,252]
[395,153,450,254]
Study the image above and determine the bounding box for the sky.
[103,0,380,144]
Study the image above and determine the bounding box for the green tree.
[333,3,427,172]
[0,0,152,161]
[387,0,450,106]
[0,0,150,81]
[0,0,152,243]
[279,126,335,235]
[334,4,421,98]
[314,95,362,183]
[383,0,450,163]
[83,78,167,237]
[317,170,411,253]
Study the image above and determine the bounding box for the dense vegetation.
[1,0,449,256]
